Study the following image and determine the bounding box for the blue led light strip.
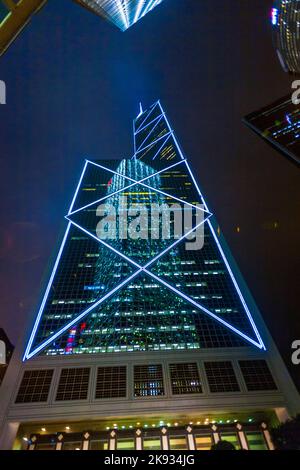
[135,100,160,133]
[136,131,172,155]
[135,114,164,152]
[68,159,188,217]
[84,159,211,216]
[26,213,210,359]
[135,113,164,135]
[62,213,263,351]
[26,201,209,359]
[24,101,266,359]
[23,161,89,361]
[149,101,265,350]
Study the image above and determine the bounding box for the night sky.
[0,0,299,390]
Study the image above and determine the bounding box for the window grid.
[55,367,90,401]
[95,366,127,399]
[134,364,164,397]
[239,360,277,391]
[15,369,53,403]
[204,361,240,393]
[169,363,202,394]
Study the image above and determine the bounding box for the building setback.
[0,102,299,451]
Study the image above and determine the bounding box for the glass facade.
[244,94,300,165]
[24,102,265,360]
[76,0,164,31]
[272,1,300,73]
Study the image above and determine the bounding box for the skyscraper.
[243,94,300,166]
[271,1,300,74]
[0,102,299,451]
[0,0,47,56]
[0,1,164,56]
[75,0,164,31]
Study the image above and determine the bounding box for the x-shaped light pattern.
[24,154,265,360]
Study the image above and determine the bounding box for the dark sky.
[0,0,299,389]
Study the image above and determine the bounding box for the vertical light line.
[23,161,89,360]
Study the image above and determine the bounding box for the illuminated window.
[169,436,188,450]
[195,435,212,450]
[169,363,202,394]
[246,432,267,450]
[220,432,241,449]
[134,364,164,397]
[143,437,161,450]
[117,438,135,450]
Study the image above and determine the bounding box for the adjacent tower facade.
[243,94,300,166]
[271,1,300,74]
[0,102,299,451]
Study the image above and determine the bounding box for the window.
[195,435,212,450]
[239,360,277,391]
[143,437,161,450]
[56,368,90,401]
[15,369,53,403]
[204,361,240,393]
[89,440,108,450]
[63,441,82,451]
[117,438,135,450]
[169,436,188,450]
[95,366,126,399]
[246,432,267,450]
[35,443,56,451]
[134,364,164,397]
[169,363,202,394]
[220,432,241,449]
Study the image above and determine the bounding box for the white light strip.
[135,113,163,135]
[69,159,187,216]
[183,161,265,349]
[115,0,129,29]
[134,101,159,133]
[28,210,210,358]
[67,215,262,350]
[136,131,172,155]
[133,0,145,24]
[136,114,164,152]
[85,159,210,215]
[26,267,143,359]
[23,161,89,361]
[145,270,263,349]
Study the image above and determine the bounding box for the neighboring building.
[271,1,300,74]
[0,101,299,451]
[243,94,300,166]
[0,0,47,56]
[0,328,14,386]
[0,1,164,55]
[74,0,164,31]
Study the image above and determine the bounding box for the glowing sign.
[271,8,279,26]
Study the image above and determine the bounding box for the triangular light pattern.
[24,102,265,360]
